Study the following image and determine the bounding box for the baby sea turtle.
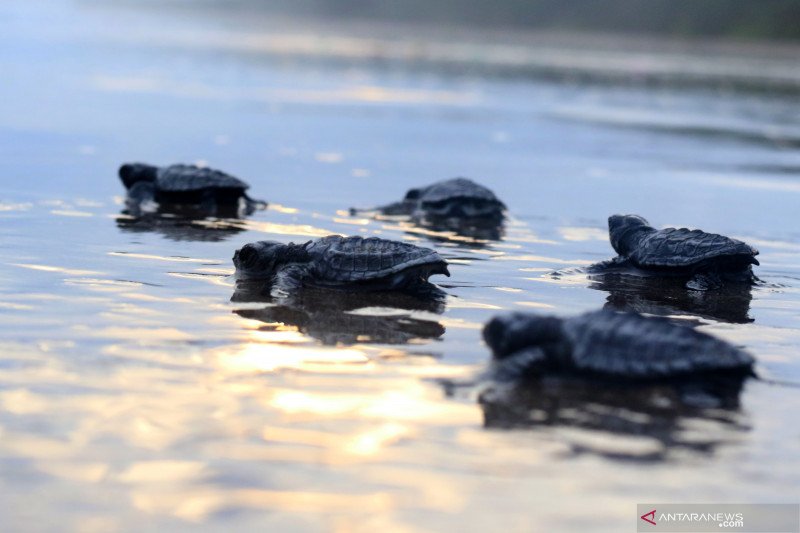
[483,309,755,382]
[119,163,266,216]
[233,235,450,293]
[355,177,506,220]
[589,214,759,290]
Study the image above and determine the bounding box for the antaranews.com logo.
[640,509,744,528]
[636,504,798,532]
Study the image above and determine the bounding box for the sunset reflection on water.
[1,0,800,531]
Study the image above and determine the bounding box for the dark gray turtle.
[354,177,506,221]
[589,214,759,290]
[119,162,266,217]
[233,235,450,293]
[483,309,755,382]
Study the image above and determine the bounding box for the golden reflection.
[216,341,370,373]
[73,325,192,341]
[118,461,207,483]
[118,292,194,303]
[64,278,144,291]
[332,217,370,226]
[493,287,523,293]
[131,487,394,522]
[495,254,593,265]
[10,263,102,276]
[379,222,489,245]
[102,344,203,368]
[344,423,410,456]
[108,252,220,263]
[526,273,589,286]
[239,220,340,238]
[267,203,299,214]
[50,209,94,217]
[0,201,32,211]
[0,388,49,414]
[514,301,555,309]
[93,74,476,107]
[438,318,484,330]
[0,301,34,310]
[166,272,232,287]
[36,461,108,483]
[446,300,502,310]
[260,422,410,458]
[267,382,478,426]
[558,226,608,241]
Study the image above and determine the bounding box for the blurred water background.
[1,1,799,531]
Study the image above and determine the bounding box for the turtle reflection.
[232,282,445,346]
[479,376,749,461]
[115,211,247,242]
[411,215,505,244]
[588,272,754,323]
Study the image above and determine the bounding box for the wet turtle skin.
[357,177,506,220]
[483,309,755,381]
[233,235,450,293]
[590,214,760,290]
[119,162,266,216]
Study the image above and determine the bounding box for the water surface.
[1,2,800,531]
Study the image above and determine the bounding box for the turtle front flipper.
[272,265,310,296]
[586,256,630,273]
[686,272,723,291]
[488,347,548,382]
[125,181,157,216]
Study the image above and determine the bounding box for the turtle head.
[483,313,566,362]
[119,163,158,190]
[403,187,423,201]
[608,214,652,256]
[233,241,286,280]
[233,241,311,280]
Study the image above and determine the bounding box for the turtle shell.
[418,177,504,206]
[156,165,249,193]
[306,236,449,284]
[629,228,759,269]
[563,310,754,378]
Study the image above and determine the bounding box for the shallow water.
[1,1,800,531]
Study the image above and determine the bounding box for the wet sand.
[1,1,799,531]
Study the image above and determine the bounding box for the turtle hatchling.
[233,235,450,293]
[355,177,506,220]
[119,162,266,216]
[589,214,760,290]
[483,309,755,382]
